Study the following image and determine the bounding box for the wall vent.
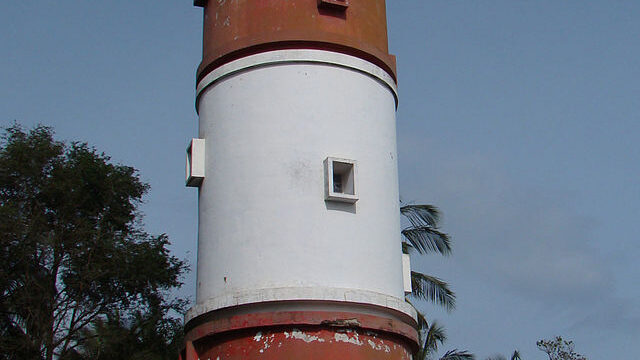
[186,138,205,187]
[402,254,412,296]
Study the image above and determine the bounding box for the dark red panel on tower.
[195,0,397,82]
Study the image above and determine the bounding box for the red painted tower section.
[194,0,397,82]
[183,1,418,358]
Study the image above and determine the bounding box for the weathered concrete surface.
[182,308,417,360]
[195,327,413,359]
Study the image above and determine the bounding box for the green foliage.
[485,350,521,360]
[401,204,455,311]
[402,204,472,360]
[410,271,456,312]
[0,124,187,360]
[401,205,452,256]
[415,321,447,360]
[440,350,476,360]
[537,336,587,360]
[66,301,184,360]
[414,321,475,360]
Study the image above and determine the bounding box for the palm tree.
[401,204,473,360]
[485,351,522,360]
[402,204,456,311]
[414,320,475,360]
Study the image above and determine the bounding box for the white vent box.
[402,253,412,296]
[186,138,205,187]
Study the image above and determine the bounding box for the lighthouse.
[182,1,418,358]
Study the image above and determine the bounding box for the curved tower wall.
[193,50,404,312]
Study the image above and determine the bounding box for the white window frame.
[324,157,358,203]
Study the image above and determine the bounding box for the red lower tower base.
[181,302,418,359]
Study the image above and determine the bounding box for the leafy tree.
[65,300,183,360]
[0,124,187,360]
[537,336,587,360]
[401,204,473,360]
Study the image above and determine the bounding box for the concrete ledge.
[195,49,399,108]
[185,287,417,324]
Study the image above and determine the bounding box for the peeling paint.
[262,333,275,351]
[253,332,262,342]
[365,330,380,337]
[334,332,363,346]
[321,318,361,328]
[193,326,414,359]
[185,310,417,359]
[290,329,326,343]
[366,339,390,352]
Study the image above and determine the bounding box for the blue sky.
[1,1,638,359]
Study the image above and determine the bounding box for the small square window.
[318,0,349,10]
[324,157,358,203]
[186,138,205,187]
[333,173,343,193]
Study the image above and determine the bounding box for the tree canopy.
[537,336,587,360]
[0,124,187,360]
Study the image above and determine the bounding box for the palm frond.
[402,241,414,255]
[402,226,451,255]
[485,350,520,360]
[400,204,451,255]
[424,321,447,355]
[410,271,456,311]
[405,299,428,331]
[414,320,447,360]
[401,205,441,228]
[440,349,475,360]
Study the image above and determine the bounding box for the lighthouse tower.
[182,1,418,358]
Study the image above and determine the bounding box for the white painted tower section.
[187,49,412,321]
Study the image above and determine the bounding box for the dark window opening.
[333,173,343,193]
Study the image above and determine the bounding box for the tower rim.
[196,41,397,85]
[195,49,399,111]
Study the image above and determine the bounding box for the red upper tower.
[195,0,397,82]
